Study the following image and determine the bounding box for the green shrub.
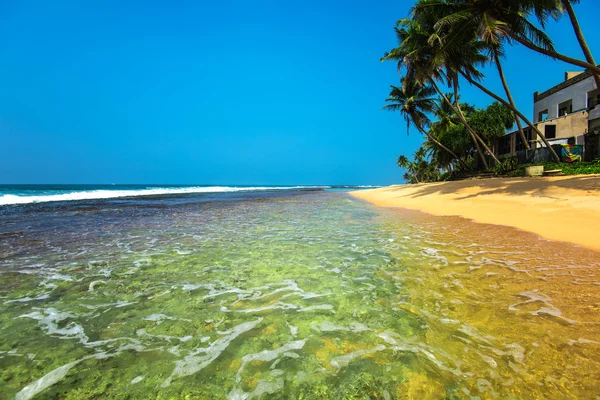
[516,160,600,176]
[494,157,518,175]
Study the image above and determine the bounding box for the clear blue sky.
[1,0,599,185]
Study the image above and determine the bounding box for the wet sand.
[351,175,600,253]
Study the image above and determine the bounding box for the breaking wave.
[0,186,326,205]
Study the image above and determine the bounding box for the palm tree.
[428,95,475,170]
[396,155,410,168]
[415,0,560,161]
[490,46,530,150]
[450,75,494,168]
[397,146,443,183]
[383,15,498,167]
[520,0,600,78]
[383,79,468,169]
[421,0,538,151]
[397,154,420,183]
[414,146,428,161]
[430,93,460,134]
[538,0,600,89]
[432,0,600,76]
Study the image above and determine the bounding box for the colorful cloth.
[560,144,583,163]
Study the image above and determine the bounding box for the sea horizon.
[0,184,382,206]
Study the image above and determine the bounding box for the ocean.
[0,184,339,205]
[1,186,599,399]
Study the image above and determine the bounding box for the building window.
[538,109,548,122]
[545,125,557,139]
[558,99,573,116]
[588,89,600,109]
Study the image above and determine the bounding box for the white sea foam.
[15,359,83,400]
[235,339,306,381]
[228,376,285,400]
[0,186,325,205]
[228,339,306,399]
[18,308,88,343]
[4,294,50,304]
[16,352,112,400]
[311,321,370,333]
[161,318,263,387]
[330,345,386,370]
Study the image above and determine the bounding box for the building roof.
[534,69,595,103]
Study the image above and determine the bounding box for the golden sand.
[351,175,600,252]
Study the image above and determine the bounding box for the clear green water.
[1,192,600,399]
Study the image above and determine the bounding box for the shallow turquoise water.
[1,191,600,399]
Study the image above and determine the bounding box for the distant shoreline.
[350,175,600,253]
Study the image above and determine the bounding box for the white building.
[533,70,599,145]
[496,70,600,159]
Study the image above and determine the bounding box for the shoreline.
[351,175,600,253]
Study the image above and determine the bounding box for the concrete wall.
[515,147,560,164]
[534,75,596,122]
[534,110,589,141]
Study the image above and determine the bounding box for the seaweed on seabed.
[292,371,399,399]
[290,367,461,400]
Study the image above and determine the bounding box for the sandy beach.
[351,175,600,253]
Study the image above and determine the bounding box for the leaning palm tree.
[383,79,468,169]
[430,94,460,135]
[433,0,600,78]
[489,45,530,150]
[416,0,560,161]
[427,96,476,170]
[383,16,497,168]
[421,0,532,149]
[428,0,597,146]
[533,0,600,89]
[426,15,502,166]
[457,68,560,160]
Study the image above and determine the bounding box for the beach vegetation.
[494,156,519,175]
[383,79,469,170]
[383,0,600,177]
[396,147,444,183]
[515,159,600,176]
[393,95,517,181]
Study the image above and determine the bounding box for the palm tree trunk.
[417,125,469,170]
[507,31,600,76]
[452,81,499,168]
[562,0,600,89]
[459,70,561,162]
[429,78,498,167]
[493,50,530,150]
[412,169,421,184]
[451,87,489,169]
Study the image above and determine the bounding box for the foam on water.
[161,318,263,387]
[18,308,89,343]
[0,186,325,205]
[15,359,84,400]
[330,345,387,370]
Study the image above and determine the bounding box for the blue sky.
[1,0,599,185]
